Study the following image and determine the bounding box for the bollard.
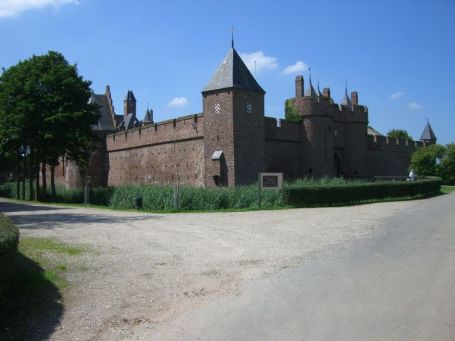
[134,194,143,209]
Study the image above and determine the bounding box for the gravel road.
[0,197,421,340]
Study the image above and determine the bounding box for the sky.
[0,0,454,145]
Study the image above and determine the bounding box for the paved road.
[153,193,455,341]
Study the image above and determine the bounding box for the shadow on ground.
[0,201,161,230]
[0,201,67,213]
[0,253,63,341]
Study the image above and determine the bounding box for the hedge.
[0,178,442,211]
[0,214,19,301]
[283,178,442,207]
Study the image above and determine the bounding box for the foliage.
[0,213,19,301]
[439,144,455,185]
[109,184,283,210]
[283,179,442,207]
[387,129,413,141]
[0,51,99,199]
[0,181,83,203]
[1,177,443,211]
[410,144,446,176]
[284,99,300,122]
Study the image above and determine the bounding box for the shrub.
[0,178,442,211]
[283,178,441,207]
[439,144,455,185]
[410,144,446,176]
[0,214,19,301]
[0,183,13,198]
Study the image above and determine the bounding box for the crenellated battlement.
[367,134,424,152]
[106,113,203,152]
[289,82,368,124]
[333,102,368,124]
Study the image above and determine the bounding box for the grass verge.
[0,237,87,340]
[441,185,455,194]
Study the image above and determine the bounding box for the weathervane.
[231,25,235,48]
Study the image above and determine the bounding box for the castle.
[58,44,437,189]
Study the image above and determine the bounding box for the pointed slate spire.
[124,90,136,102]
[317,78,322,97]
[143,107,153,123]
[420,119,437,143]
[304,68,318,98]
[341,80,352,106]
[203,47,265,93]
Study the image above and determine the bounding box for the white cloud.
[283,61,309,74]
[389,91,404,100]
[168,97,189,108]
[239,51,278,73]
[0,0,79,18]
[408,102,422,110]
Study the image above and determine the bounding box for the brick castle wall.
[106,114,204,187]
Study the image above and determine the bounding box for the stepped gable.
[203,47,265,93]
[420,121,437,142]
[89,93,116,131]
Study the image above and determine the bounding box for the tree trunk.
[51,166,56,199]
[41,160,47,197]
[29,146,34,201]
[22,153,26,200]
[16,154,20,200]
[29,163,34,201]
[35,159,40,201]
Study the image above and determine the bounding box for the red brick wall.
[106,115,204,187]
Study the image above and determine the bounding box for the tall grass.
[109,184,283,210]
[0,182,83,203]
[0,177,441,211]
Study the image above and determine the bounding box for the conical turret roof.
[305,77,318,98]
[143,108,153,123]
[203,48,265,93]
[420,121,437,141]
[341,87,351,106]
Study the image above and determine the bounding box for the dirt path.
[0,198,419,340]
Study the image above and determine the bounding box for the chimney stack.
[351,91,358,106]
[295,75,304,98]
[323,87,331,98]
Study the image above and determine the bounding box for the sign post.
[258,173,283,208]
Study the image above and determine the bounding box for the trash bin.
[134,194,142,209]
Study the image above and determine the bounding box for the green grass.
[441,185,455,194]
[20,237,85,256]
[18,237,87,289]
[1,237,89,339]
[0,177,443,212]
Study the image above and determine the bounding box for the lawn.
[441,185,455,194]
[0,237,87,340]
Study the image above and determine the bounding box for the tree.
[410,144,446,176]
[285,99,300,122]
[439,144,455,185]
[387,129,413,141]
[0,51,99,200]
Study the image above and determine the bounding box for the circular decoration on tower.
[246,102,253,114]
[214,103,221,114]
